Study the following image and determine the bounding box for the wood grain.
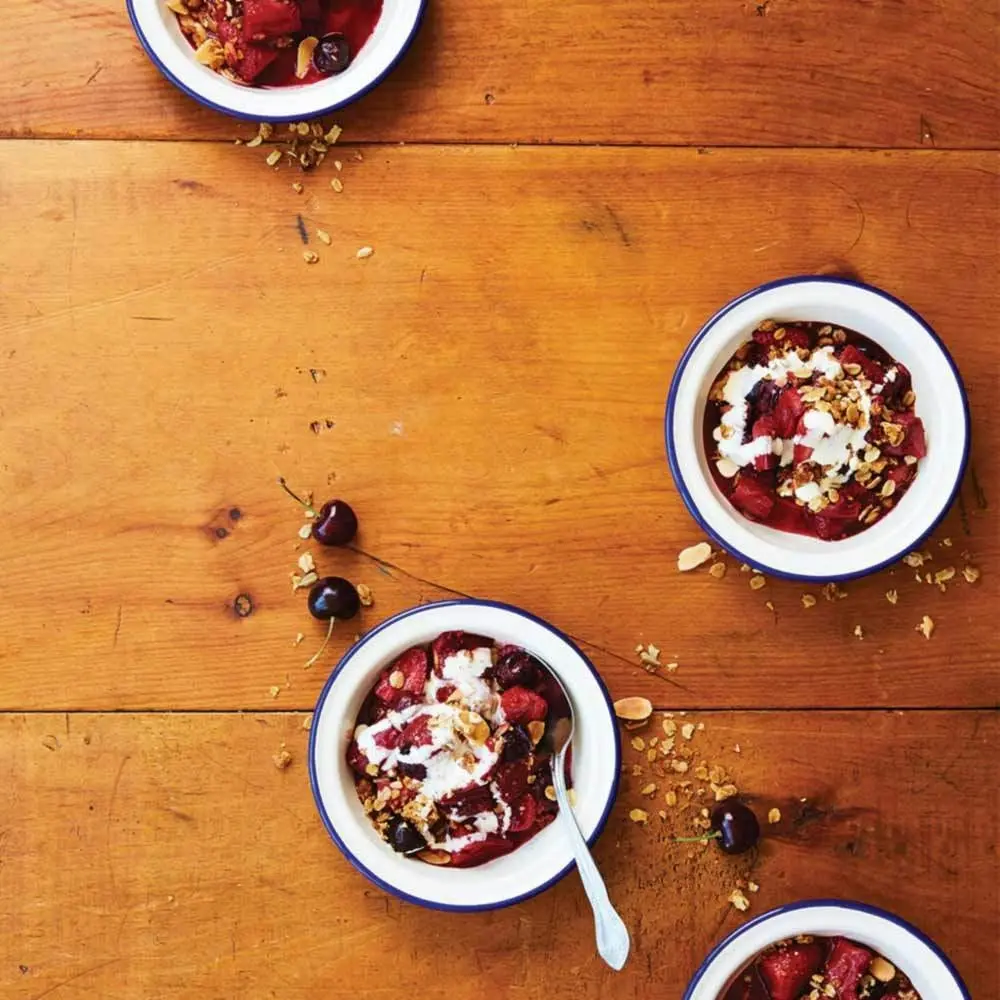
[0,142,997,710]
[0,710,995,998]
[2,0,999,146]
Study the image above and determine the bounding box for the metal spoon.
[539,666,631,971]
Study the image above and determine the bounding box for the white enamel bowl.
[683,900,970,1000]
[308,599,621,911]
[127,0,426,120]
[666,276,970,581]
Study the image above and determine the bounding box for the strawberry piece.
[492,760,531,802]
[883,412,927,459]
[752,325,776,346]
[752,414,778,440]
[729,475,775,522]
[373,647,429,706]
[449,834,517,868]
[758,941,825,1000]
[440,783,496,818]
[813,495,863,540]
[431,631,493,674]
[824,937,874,999]
[839,344,884,384]
[501,686,548,724]
[773,387,805,438]
[243,0,301,40]
[508,794,538,833]
[886,462,915,486]
[881,362,912,406]
[433,683,456,703]
[793,443,813,464]
[398,713,433,749]
[781,325,811,350]
[372,726,402,751]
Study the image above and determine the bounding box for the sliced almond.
[870,957,896,983]
[678,541,712,572]
[193,38,226,69]
[388,670,405,690]
[715,458,739,479]
[613,696,653,722]
[768,807,781,824]
[629,808,649,824]
[916,615,935,639]
[526,720,546,745]
[418,849,452,866]
[295,36,319,79]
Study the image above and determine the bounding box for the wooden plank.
[2,0,998,145]
[0,143,997,710]
[0,710,995,997]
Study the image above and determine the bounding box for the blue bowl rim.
[681,897,972,1000]
[664,274,972,582]
[126,0,428,122]
[307,597,623,912]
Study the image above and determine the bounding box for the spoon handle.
[552,749,631,971]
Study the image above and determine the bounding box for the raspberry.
[500,686,548,724]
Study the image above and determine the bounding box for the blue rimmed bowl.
[308,599,621,911]
[127,0,426,121]
[683,899,970,1000]
[665,276,970,581]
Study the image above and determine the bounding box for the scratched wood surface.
[0,711,995,998]
[0,143,996,710]
[3,0,999,145]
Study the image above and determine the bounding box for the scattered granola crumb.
[768,807,781,824]
[316,229,332,245]
[729,888,751,912]
[268,685,281,699]
[665,790,678,807]
[630,736,646,752]
[853,624,865,640]
[265,149,282,167]
[356,246,374,259]
[681,723,696,741]
[671,759,690,774]
[822,582,848,601]
[297,523,313,539]
[356,582,374,607]
[801,593,817,609]
[678,541,712,572]
[709,561,727,579]
[640,782,657,796]
[963,565,981,584]
[303,250,320,264]
[297,552,316,575]
[903,552,925,568]
[614,696,653,721]
[302,714,313,731]
[885,589,898,605]
[941,537,953,547]
[665,661,679,673]
[747,880,760,893]
[292,632,305,646]
[291,182,303,194]
[764,600,775,612]
[272,747,293,770]
[749,574,766,591]
[629,808,649,824]
[637,643,661,670]
[733,743,741,754]
[916,615,935,639]
[740,563,751,573]
[330,177,344,193]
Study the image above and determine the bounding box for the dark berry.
[501,725,533,762]
[494,650,541,690]
[386,817,426,855]
[307,576,360,620]
[710,800,760,855]
[311,499,358,546]
[313,33,351,75]
[397,761,427,780]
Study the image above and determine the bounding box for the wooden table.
[1,1,998,996]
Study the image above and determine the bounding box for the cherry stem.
[303,617,335,670]
[673,831,721,844]
[277,477,315,514]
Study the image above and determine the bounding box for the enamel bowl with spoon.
[308,598,627,964]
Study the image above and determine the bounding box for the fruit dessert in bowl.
[666,276,969,580]
[309,600,620,909]
[683,900,969,1000]
[128,0,426,120]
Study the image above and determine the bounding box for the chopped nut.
[749,574,766,591]
[265,149,283,167]
[747,880,760,893]
[916,615,935,639]
[316,229,332,245]
[544,785,557,802]
[193,37,226,69]
[297,552,315,574]
[801,593,817,608]
[662,719,677,737]
[665,790,678,807]
[670,760,689,773]
[291,181,303,194]
[356,582,374,606]
[678,541,713,572]
[324,125,343,144]
[709,561,727,579]
[365,763,379,777]
[303,250,320,264]
[527,720,546,745]
[714,783,739,801]
[903,552,925,568]
[870,957,896,983]
[934,567,956,585]
[768,807,781,824]
[640,782,658,796]
[629,808,649,824]
[614,696,653,721]
[729,889,751,912]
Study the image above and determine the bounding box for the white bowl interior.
[310,602,620,909]
[685,904,968,1000]
[130,0,423,118]
[670,280,968,579]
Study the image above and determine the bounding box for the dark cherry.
[313,33,351,75]
[397,761,427,780]
[307,576,360,620]
[494,650,541,690]
[311,499,358,546]
[386,817,426,855]
[501,724,533,762]
[710,800,761,855]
